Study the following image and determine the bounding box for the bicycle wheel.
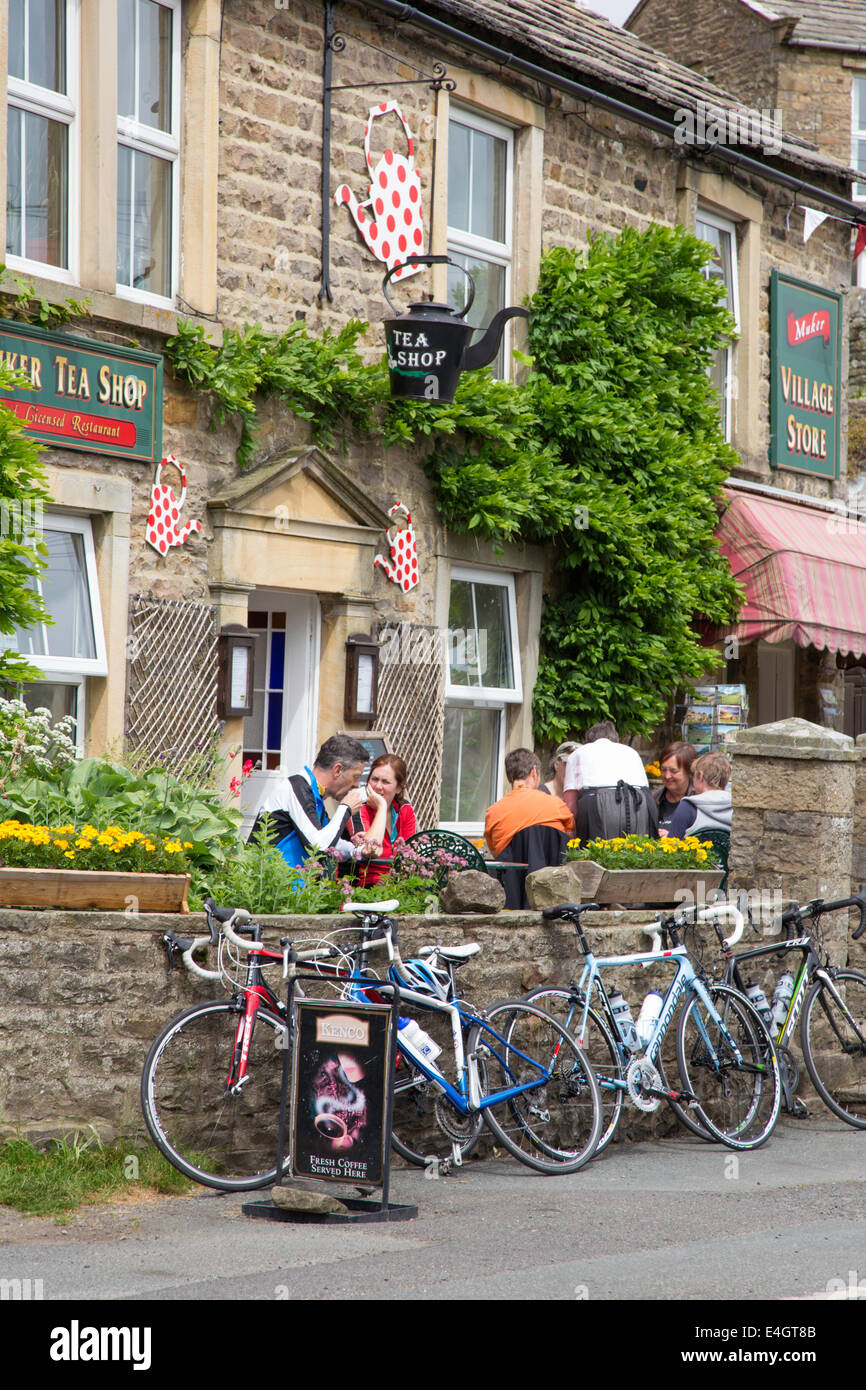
[676,984,781,1150]
[468,999,601,1174]
[141,998,290,1191]
[390,1052,483,1170]
[522,987,624,1155]
[801,969,866,1128]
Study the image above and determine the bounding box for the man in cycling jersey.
[247,733,369,867]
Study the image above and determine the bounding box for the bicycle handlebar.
[771,884,866,941]
[642,903,744,956]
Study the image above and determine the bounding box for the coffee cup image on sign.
[310,1052,368,1150]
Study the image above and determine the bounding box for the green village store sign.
[0,321,163,464]
[769,270,842,480]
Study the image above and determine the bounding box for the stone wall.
[628,0,781,115]
[215,1,852,491]
[629,0,857,170]
[0,906,700,1149]
[729,717,858,907]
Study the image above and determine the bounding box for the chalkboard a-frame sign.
[290,998,393,1187]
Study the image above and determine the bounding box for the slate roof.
[738,0,866,50]
[416,0,855,181]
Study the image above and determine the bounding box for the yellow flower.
[64,851,75,860]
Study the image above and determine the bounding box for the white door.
[240,591,320,832]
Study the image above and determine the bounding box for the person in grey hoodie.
[666,751,732,839]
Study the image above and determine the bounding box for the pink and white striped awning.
[714,489,866,658]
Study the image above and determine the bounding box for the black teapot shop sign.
[384,254,528,403]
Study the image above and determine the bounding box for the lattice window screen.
[375,621,444,831]
[127,596,220,772]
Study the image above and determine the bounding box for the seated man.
[484,748,573,859]
[666,751,732,840]
[248,733,368,866]
[563,721,658,841]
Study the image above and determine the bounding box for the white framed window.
[6,0,79,283]
[116,0,180,306]
[447,108,514,379]
[696,209,740,441]
[853,76,866,202]
[19,677,85,751]
[6,513,108,751]
[440,567,522,832]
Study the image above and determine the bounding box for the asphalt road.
[3,1113,866,1308]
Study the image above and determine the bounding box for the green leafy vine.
[164,224,742,740]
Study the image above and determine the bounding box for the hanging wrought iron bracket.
[318,0,456,303]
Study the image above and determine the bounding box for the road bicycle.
[691,886,866,1130]
[142,900,494,1183]
[141,898,602,1188]
[524,900,781,1151]
[141,899,392,1191]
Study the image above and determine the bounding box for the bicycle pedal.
[791,1099,810,1119]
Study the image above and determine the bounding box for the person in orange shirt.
[484,748,573,859]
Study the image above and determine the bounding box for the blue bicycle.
[524,902,782,1152]
[336,903,603,1175]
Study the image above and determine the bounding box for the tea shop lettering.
[0,323,163,464]
[388,329,449,370]
[51,357,149,411]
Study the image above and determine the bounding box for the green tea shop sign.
[770,271,842,479]
[0,321,163,464]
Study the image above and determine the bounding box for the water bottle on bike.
[771,972,795,1030]
[609,991,641,1053]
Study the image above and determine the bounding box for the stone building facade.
[0,0,860,832]
[627,0,866,736]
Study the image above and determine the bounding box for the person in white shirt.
[563,721,657,841]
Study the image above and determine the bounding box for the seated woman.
[353,754,417,885]
[666,751,732,839]
[655,740,697,836]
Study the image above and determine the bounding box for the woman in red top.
[354,754,417,885]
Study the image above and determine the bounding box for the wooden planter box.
[568,859,724,905]
[0,867,190,913]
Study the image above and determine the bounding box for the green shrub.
[0,756,242,876]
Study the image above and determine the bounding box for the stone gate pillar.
[729,717,856,906]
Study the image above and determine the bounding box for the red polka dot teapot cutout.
[145,455,202,557]
[374,502,419,594]
[334,100,424,283]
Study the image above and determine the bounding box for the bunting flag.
[855,225,866,263]
[802,207,829,243]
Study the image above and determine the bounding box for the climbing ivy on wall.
[166,224,742,740]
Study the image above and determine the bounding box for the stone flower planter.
[569,860,724,905]
[0,867,191,912]
[526,858,723,909]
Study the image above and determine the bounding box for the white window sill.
[0,270,223,345]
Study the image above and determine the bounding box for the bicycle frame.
[365,981,564,1115]
[574,941,748,1090]
[725,934,815,1046]
[215,924,551,1115]
[723,932,866,1110]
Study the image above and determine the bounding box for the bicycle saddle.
[421,943,481,963]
